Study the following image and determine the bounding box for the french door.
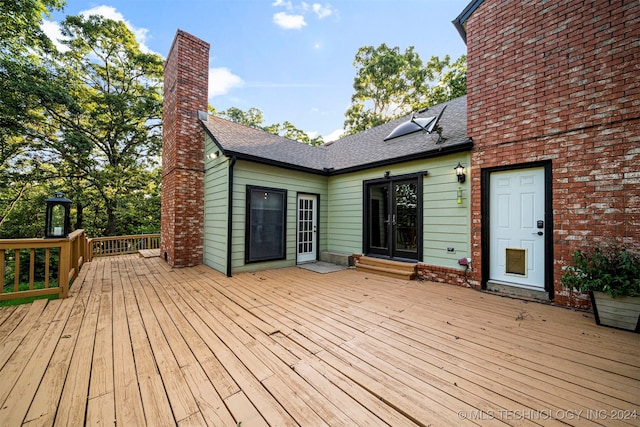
[365,177,421,260]
[296,194,317,263]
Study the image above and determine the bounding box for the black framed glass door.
[365,177,421,260]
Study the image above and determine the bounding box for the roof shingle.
[201,95,469,174]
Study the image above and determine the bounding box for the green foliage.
[0,294,58,308]
[561,246,640,298]
[343,43,467,135]
[219,107,265,128]
[2,248,60,286]
[0,0,75,236]
[0,0,65,54]
[421,54,467,108]
[1,9,162,238]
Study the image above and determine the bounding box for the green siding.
[421,156,470,268]
[326,153,471,269]
[202,141,470,274]
[231,161,328,274]
[203,135,229,274]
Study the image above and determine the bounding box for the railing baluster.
[0,249,4,291]
[14,249,20,293]
[45,248,50,288]
[0,230,86,302]
[86,234,160,259]
[29,249,35,290]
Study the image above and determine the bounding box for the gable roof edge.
[329,139,474,176]
[452,0,485,44]
[201,121,330,175]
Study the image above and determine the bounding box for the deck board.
[0,256,639,426]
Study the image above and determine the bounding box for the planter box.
[590,291,640,332]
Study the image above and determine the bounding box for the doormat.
[298,261,348,274]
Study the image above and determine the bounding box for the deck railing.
[87,233,160,262]
[0,229,86,301]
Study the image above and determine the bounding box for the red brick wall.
[417,263,472,288]
[161,30,210,267]
[465,0,640,307]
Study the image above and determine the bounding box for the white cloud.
[41,5,155,54]
[273,12,307,30]
[312,3,333,19]
[79,5,153,53]
[324,128,344,142]
[272,1,334,29]
[209,68,245,98]
[272,0,293,9]
[41,19,68,52]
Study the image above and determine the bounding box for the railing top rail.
[0,229,86,244]
[88,233,160,243]
[0,229,86,249]
[68,229,85,240]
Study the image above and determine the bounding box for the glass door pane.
[368,184,390,255]
[394,180,418,258]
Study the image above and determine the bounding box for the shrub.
[561,246,640,298]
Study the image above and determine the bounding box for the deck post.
[58,238,70,298]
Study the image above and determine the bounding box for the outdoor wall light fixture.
[454,162,466,183]
[384,170,390,178]
[207,150,219,160]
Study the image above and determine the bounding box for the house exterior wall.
[465,0,640,307]
[203,135,229,274]
[161,30,210,267]
[327,153,471,273]
[201,153,471,277]
[229,161,328,274]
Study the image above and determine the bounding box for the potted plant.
[561,246,640,332]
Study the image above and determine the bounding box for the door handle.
[532,231,543,236]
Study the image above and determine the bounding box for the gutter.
[452,0,485,44]
[329,139,474,176]
[226,155,236,277]
[221,139,474,177]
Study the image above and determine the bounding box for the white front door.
[296,194,317,263]
[489,168,546,290]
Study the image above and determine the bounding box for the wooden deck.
[0,256,638,426]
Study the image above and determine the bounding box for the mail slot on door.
[537,220,544,229]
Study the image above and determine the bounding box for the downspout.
[226,156,237,277]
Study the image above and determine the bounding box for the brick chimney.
[161,30,210,267]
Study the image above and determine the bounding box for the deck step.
[355,256,417,280]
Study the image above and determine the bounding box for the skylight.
[384,105,448,143]
[384,116,435,141]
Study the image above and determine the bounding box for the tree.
[43,15,164,236]
[0,0,72,236]
[422,54,467,108]
[216,106,265,128]
[343,43,467,135]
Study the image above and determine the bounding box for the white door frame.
[296,193,318,263]
[483,163,552,298]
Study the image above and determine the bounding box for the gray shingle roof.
[201,95,469,174]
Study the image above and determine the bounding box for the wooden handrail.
[0,229,86,301]
[86,233,160,262]
[1,231,159,302]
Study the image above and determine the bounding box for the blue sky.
[45,0,470,141]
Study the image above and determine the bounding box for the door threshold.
[486,280,550,300]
